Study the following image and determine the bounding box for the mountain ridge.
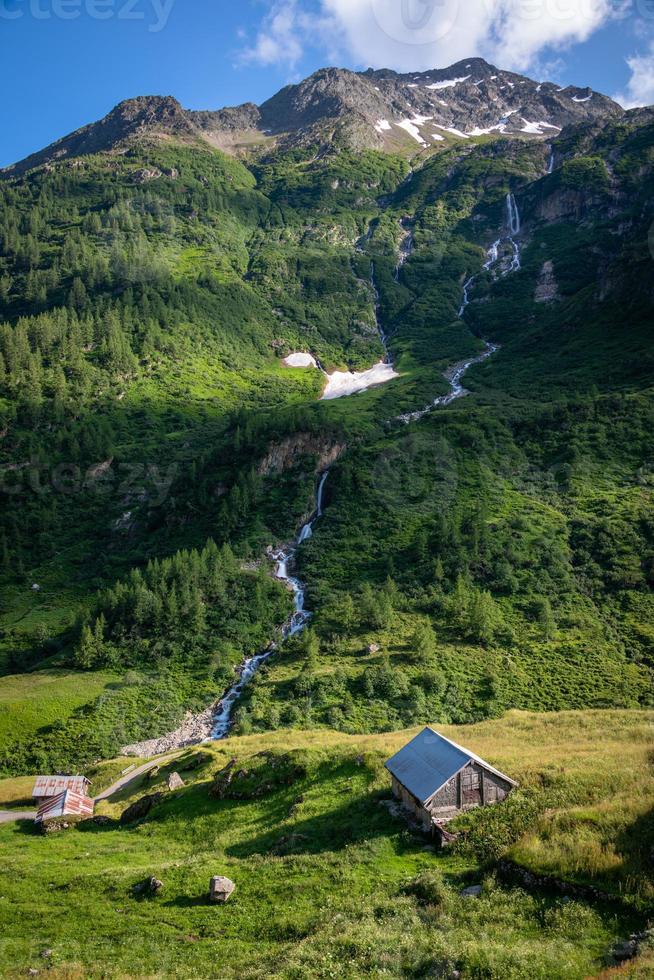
[2,58,625,176]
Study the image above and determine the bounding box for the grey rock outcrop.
[120,792,163,824]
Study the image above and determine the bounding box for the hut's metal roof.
[32,775,90,798]
[385,727,517,804]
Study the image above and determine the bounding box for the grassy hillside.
[0,710,652,979]
[0,668,117,743]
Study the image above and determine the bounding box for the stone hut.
[385,727,517,835]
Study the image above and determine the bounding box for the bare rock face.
[257,433,346,477]
[120,792,163,824]
[209,876,235,903]
[167,772,185,791]
[534,260,560,303]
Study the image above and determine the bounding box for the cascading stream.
[211,471,328,739]
[396,193,521,424]
[186,194,521,744]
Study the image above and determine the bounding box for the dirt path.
[0,809,35,823]
[93,756,178,801]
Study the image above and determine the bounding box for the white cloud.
[324,0,616,72]
[238,0,339,70]
[240,0,620,74]
[615,44,654,107]
[490,0,613,71]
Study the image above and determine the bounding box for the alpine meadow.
[0,45,653,980]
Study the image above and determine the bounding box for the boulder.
[367,643,380,654]
[146,766,160,781]
[612,939,639,963]
[209,876,235,903]
[120,792,163,824]
[167,772,185,791]
[133,875,163,898]
[460,885,482,898]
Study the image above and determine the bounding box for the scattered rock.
[367,643,380,654]
[612,939,638,963]
[40,950,52,959]
[132,167,163,183]
[460,885,482,898]
[38,818,74,835]
[498,858,614,904]
[147,766,160,781]
[209,758,238,799]
[180,751,212,772]
[610,930,654,965]
[209,876,235,903]
[133,875,163,898]
[120,793,163,825]
[167,772,185,791]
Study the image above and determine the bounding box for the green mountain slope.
[0,72,652,776]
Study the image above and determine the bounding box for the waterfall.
[458,276,475,317]
[396,205,525,426]
[394,217,414,282]
[506,193,521,235]
[547,151,555,174]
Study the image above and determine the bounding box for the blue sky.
[1,0,653,168]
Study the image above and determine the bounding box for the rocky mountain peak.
[2,60,626,176]
[2,95,199,177]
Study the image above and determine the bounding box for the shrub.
[402,870,448,908]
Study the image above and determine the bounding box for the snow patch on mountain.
[321,362,398,400]
[425,75,471,90]
[397,115,432,144]
[284,352,318,368]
